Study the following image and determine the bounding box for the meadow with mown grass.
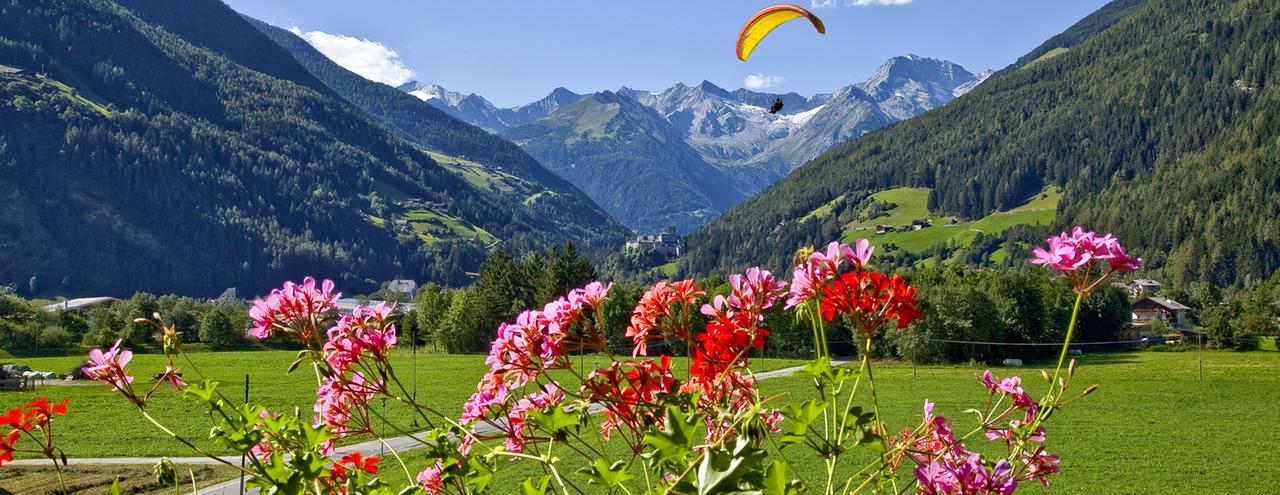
[2,348,1276,493]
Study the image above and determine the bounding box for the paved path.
[12,360,845,494]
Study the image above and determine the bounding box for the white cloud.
[811,0,913,7]
[289,27,414,86]
[744,74,786,90]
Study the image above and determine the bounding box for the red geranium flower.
[820,271,922,337]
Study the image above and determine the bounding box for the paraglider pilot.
[769,98,784,114]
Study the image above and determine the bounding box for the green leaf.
[576,458,636,487]
[466,457,495,493]
[520,475,553,495]
[527,405,584,433]
[761,461,802,495]
[182,380,219,403]
[695,436,768,495]
[643,406,701,466]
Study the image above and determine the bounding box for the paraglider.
[736,4,826,62]
[769,98,784,114]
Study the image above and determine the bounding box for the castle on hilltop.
[624,225,683,256]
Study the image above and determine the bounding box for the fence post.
[240,373,248,494]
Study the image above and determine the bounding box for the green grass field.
[0,350,801,459]
[843,187,1060,255]
[1,349,1276,493]
[369,350,1280,494]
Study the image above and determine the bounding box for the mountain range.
[681,0,1280,288]
[403,56,990,232]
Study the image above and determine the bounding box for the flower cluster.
[1031,227,1141,293]
[458,282,610,455]
[85,339,141,405]
[626,280,705,356]
[687,268,787,441]
[325,451,380,491]
[417,461,445,494]
[324,304,398,372]
[314,304,400,454]
[0,398,69,465]
[819,270,922,337]
[787,240,874,309]
[894,369,1061,495]
[248,276,340,341]
[692,268,787,383]
[582,356,677,442]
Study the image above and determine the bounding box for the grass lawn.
[374,350,1279,494]
[0,350,802,459]
[3,349,1277,493]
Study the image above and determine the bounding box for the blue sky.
[224,0,1112,107]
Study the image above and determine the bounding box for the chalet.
[911,219,932,230]
[875,224,895,235]
[41,297,121,313]
[1132,296,1191,330]
[625,225,683,256]
[1127,279,1163,298]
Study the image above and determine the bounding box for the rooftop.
[1136,296,1191,311]
[41,297,122,313]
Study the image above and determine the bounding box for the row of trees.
[400,246,1133,364]
[0,289,249,352]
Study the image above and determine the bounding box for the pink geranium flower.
[1031,227,1141,293]
[248,277,339,339]
[86,340,135,397]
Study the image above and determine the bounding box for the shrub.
[37,326,71,348]
[199,309,240,349]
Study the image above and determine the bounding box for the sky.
[224,0,1113,108]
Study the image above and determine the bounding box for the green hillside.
[842,186,1058,254]
[250,20,629,250]
[682,0,1279,285]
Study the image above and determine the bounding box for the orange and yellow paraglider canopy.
[736,4,826,62]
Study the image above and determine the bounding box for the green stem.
[1050,292,1085,394]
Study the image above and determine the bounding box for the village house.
[1127,278,1163,298]
[1122,296,1193,344]
[625,225,683,256]
[875,224,895,235]
[1132,296,1191,329]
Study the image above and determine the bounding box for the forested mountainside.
[683,0,1279,287]
[0,0,622,298]
[249,19,628,248]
